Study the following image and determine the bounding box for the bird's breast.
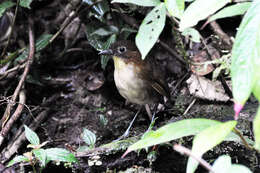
[113,57,154,105]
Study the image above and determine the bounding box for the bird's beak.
[99,49,113,55]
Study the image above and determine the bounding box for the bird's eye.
[118,46,126,54]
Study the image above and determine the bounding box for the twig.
[173,144,215,173]
[0,90,26,146]
[171,72,189,95]
[183,98,196,115]
[200,37,233,99]
[1,17,35,128]
[209,21,233,49]
[158,40,187,66]
[0,62,26,80]
[1,0,20,58]
[233,128,254,150]
[49,0,104,44]
[2,110,49,162]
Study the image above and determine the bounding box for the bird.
[99,40,171,139]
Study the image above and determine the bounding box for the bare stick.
[173,144,215,173]
[0,90,26,146]
[1,17,35,129]
[2,110,49,162]
[233,128,254,150]
[209,21,232,48]
[49,0,104,44]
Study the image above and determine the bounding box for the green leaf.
[179,0,231,31]
[15,34,53,64]
[209,2,251,22]
[186,121,237,173]
[24,125,40,145]
[85,21,117,51]
[253,106,260,150]
[0,1,15,17]
[83,0,109,21]
[111,0,160,7]
[212,155,232,173]
[127,119,222,152]
[165,0,184,19]
[77,145,90,152]
[253,77,260,102]
[7,155,30,167]
[101,34,116,69]
[136,3,166,59]
[81,128,96,147]
[252,26,260,102]
[181,28,201,43]
[19,0,33,9]
[91,26,118,36]
[45,148,77,163]
[231,0,260,106]
[33,149,47,167]
[228,165,252,173]
[212,155,252,173]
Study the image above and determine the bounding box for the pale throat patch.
[113,56,148,104]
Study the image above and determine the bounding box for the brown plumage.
[100,41,170,107]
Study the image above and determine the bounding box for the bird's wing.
[150,80,169,97]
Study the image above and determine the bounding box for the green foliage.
[33,149,47,167]
[107,0,251,60]
[186,121,237,173]
[125,119,241,153]
[208,2,251,22]
[231,0,260,106]
[181,28,201,43]
[136,3,166,59]
[15,34,53,64]
[101,34,116,69]
[8,126,77,170]
[24,125,40,145]
[179,0,231,31]
[77,128,97,152]
[81,128,96,148]
[45,148,77,163]
[111,0,160,7]
[83,0,109,22]
[7,155,30,167]
[19,0,33,9]
[0,1,15,17]
[212,155,252,173]
[253,107,260,150]
[164,0,184,19]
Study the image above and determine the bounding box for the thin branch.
[200,38,233,99]
[183,98,196,115]
[0,90,26,146]
[0,62,26,80]
[158,40,187,65]
[233,128,254,150]
[1,17,35,128]
[209,21,232,49]
[49,0,104,44]
[2,110,49,162]
[173,144,215,173]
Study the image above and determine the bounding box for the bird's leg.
[114,107,142,142]
[145,104,153,120]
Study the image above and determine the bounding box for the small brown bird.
[99,41,171,120]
